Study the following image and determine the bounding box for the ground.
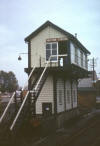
[1,108,100,146]
[32,109,100,146]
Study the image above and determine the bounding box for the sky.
[0,0,100,86]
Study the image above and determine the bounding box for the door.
[58,40,68,67]
[42,102,52,117]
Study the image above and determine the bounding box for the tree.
[0,70,19,92]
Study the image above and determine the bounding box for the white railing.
[0,66,35,123]
[34,56,51,91]
[10,54,67,130]
[10,57,53,130]
[10,91,30,130]
[0,92,16,123]
[34,54,67,91]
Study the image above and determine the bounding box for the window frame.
[85,54,88,69]
[75,46,78,64]
[46,42,58,62]
[80,50,83,67]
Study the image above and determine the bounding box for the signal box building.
[24,21,90,128]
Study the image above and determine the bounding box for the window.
[80,51,83,67]
[46,42,58,61]
[85,55,88,69]
[59,90,62,105]
[75,47,78,64]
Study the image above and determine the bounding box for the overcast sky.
[0,0,100,86]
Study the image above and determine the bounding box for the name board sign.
[46,37,68,42]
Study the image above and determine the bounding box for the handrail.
[22,66,36,91]
[34,54,67,91]
[0,92,16,123]
[0,66,35,124]
[10,91,29,130]
[10,67,36,130]
[34,57,51,91]
[10,54,67,130]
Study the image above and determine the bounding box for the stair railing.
[10,54,67,130]
[10,91,30,130]
[10,56,53,130]
[0,92,16,123]
[34,54,67,91]
[0,66,35,124]
[34,56,52,91]
[9,67,36,130]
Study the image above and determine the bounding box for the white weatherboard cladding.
[57,79,64,113]
[65,80,72,110]
[72,81,77,108]
[30,26,67,68]
[36,76,54,114]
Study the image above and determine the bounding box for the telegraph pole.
[92,57,95,83]
[89,57,97,86]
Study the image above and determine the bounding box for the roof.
[25,20,90,54]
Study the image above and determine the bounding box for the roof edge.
[24,21,90,54]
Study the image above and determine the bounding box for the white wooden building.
[24,21,91,127]
[22,21,90,128]
[0,21,91,132]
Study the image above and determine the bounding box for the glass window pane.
[51,56,57,61]
[46,44,51,50]
[46,50,51,61]
[52,49,57,55]
[75,47,78,64]
[80,51,83,67]
[52,43,57,50]
[46,42,58,62]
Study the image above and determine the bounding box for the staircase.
[32,68,49,99]
[30,68,49,117]
[0,54,68,145]
[0,59,50,145]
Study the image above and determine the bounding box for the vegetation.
[0,70,19,92]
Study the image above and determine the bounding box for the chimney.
[75,33,77,38]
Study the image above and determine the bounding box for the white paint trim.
[45,42,58,62]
